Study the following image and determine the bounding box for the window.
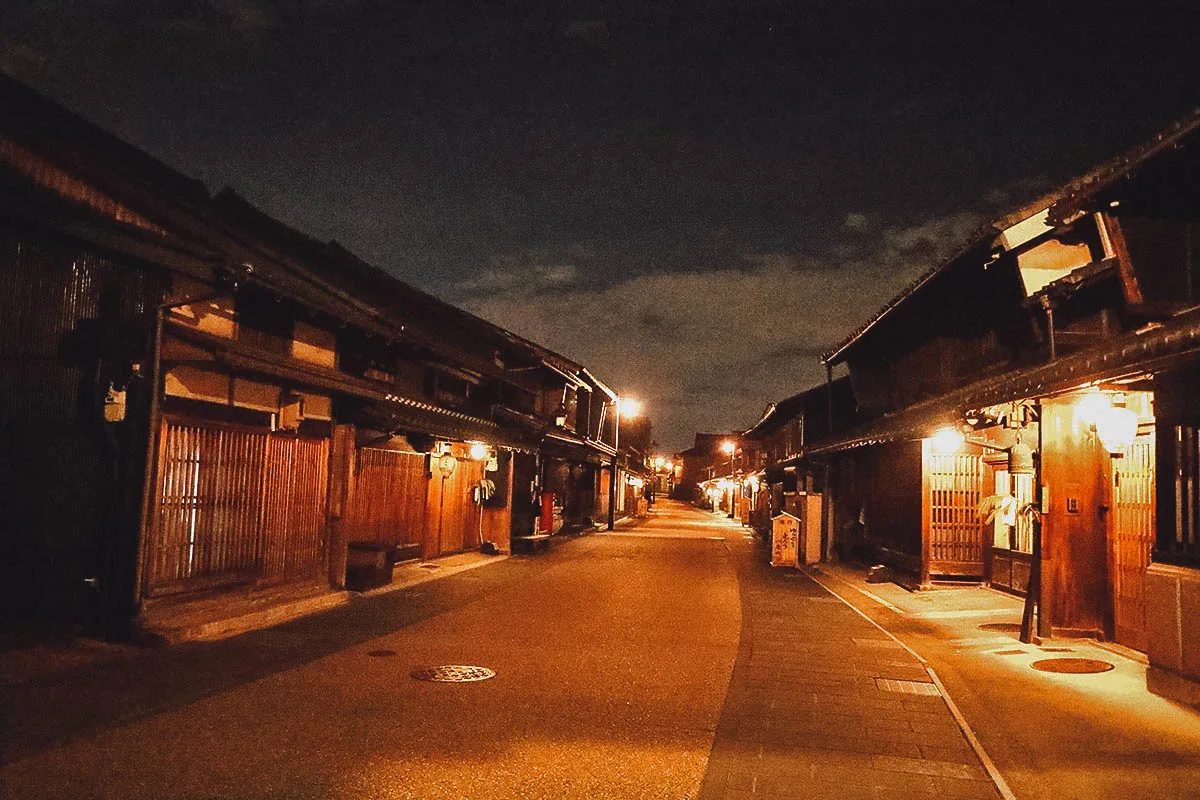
[1162,425,1200,565]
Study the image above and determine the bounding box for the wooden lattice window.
[1163,425,1200,565]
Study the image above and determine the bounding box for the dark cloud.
[3,1,1197,447]
[457,209,990,448]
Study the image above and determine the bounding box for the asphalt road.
[3,501,743,799]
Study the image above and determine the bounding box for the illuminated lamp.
[618,397,642,418]
[930,427,965,455]
[468,442,489,461]
[1096,405,1138,454]
[664,460,674,471]
[552,402,568,427]
[1075,392,1111,427]
[721,440,736,455]
[746,475,760,491]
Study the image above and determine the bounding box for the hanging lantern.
[1096,405,1139,454]
[1008,441,1035,475]
[438,453,459,478]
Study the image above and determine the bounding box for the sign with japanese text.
[771,512,800,568]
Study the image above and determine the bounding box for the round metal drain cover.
[979,622,1023,633]
[366,649,397,658]
[1031,658,1114,674]
[410,665,496,683]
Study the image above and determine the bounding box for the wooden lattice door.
[923,443,987,579]
[1110,431,1155,652]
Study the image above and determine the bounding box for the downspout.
[1039,295,1057,362]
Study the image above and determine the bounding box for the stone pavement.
[815,562,1200,800]
[699,524,1002,800]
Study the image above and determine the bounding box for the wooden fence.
[147,419,329,596]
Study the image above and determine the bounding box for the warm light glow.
[1076,391,1112,427]
[468,442,489,461]
[664,460,674,471]
[1096,405,1139,454]
[930,427,965,455]
[617,397,642,418]
[721,440,736,455]
[653,456,665,469]
[717,478,733,490]
[746,475,759,491]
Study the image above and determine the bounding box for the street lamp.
[721,439,736,518]
[608,396,641,530]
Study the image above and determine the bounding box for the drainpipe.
[1039,295,1057,362]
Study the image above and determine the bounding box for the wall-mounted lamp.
[1096,403,1138,455]
[930,426,966,455]
[468,442,489,461]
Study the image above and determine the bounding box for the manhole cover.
[1031,658,1114,674]
[410,665,496,683]
[979,622,1023,633]
[366,649,397,658]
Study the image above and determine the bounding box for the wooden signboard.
[771,512,801,568]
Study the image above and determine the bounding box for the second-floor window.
[236,288,292,356]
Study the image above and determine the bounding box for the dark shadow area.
[1,553,551,764]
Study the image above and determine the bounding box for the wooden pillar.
[326,423,356,589]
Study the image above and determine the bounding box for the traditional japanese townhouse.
[0,74,638,638]
[812,112,1200,701]
[741,378,856,543]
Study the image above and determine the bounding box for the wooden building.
[0,75,645,639]
[804,112,1200,702]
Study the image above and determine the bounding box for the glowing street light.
[608,395,642,530]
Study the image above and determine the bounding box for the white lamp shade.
[1096,406,1138,453]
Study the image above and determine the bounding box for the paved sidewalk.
[815,561,1200,800]
[699,533,1001,800]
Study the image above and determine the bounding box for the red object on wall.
[540,492,556,533]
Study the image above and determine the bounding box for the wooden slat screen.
[1112,433,1155,650]
[927,451,985,573]
[343,448,428,547]
[1166,425,1200,565]
[148,420,329,595]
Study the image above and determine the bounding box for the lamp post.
[721,439,736,518]
[608,397,641,530]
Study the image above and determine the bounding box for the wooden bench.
[345,541,422,591]
[511,534,552,555]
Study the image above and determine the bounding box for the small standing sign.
[771,512,800,568]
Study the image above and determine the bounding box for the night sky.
[4,1,1197,449]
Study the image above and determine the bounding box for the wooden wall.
[1039,396,1110,635]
